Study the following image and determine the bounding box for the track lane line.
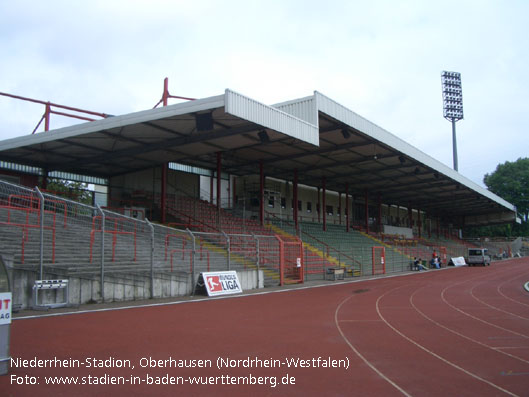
[441,277,529,340]
[409,285,529,365]
[496,270,529,308]
[334,291,412,397]
[470,282,529,321]
[376,285,520,397]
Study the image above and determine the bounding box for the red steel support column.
[217,152,222,210]
[293,169,298,230]
[210,175,214,204]
[418,209,422,238]
[365,190,369,233]
[227,176,231,208]
[339,192,342,225]
[437,217,441,238]
[259,161,264,226]
[163,77,169,106]
[317,187,321,223]
[44,102,51,131]
[322,177,326,232]
[345,183,349,233]
[232,177,236,209]
[378,194,382,233]
[41,169,48,190]
[161,163,167,224]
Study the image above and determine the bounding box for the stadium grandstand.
[0,83,519,309]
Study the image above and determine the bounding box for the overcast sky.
[1,0,527,188]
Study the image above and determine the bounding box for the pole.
[35,187,45,280]
[293,169,298,231]
[161,163,167,224]
[97,205,105,302]
[322,177,326,232]
[345,183,349,233]
[217,152,222,211]
[163,78,169,107]
[259,161,264,226]
[187,229,196,295]
[222,231,230,270]
[146,219,155,299]
[252,233,260,289]
[452,119,458,172]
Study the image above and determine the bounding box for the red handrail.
[0,199,56,263]
[0,91,110,133]
[90,216,137,263]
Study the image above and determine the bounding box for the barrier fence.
[0,180,295,303]
[1,179,493,305]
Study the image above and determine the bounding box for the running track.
[2,258,529,396]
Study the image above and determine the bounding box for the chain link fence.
[1,179,492,307]
[0,180,282,306]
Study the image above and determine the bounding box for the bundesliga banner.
[201,271,243,297]
[451,257,466,267]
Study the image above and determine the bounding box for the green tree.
[45,179,93,205]
[481,157,529,236]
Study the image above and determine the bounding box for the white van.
[467,248,491,266]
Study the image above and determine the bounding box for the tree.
[479,157,529,237]
[484,157,529,222]
[45,179,93,205]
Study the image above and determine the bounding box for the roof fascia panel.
[272,95,319,126]
[225,89,319,146]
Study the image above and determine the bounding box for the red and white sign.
[202,271,242,297]
[0,292,12,325]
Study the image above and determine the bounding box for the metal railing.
[0,180,287,303]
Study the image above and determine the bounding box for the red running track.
[2,258,529,396]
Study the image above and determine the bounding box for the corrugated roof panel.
[272,95,318,126]
[314,91,516,212]
[225,89,319,146]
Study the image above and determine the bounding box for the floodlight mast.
[441,71,464,171]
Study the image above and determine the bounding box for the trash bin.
[0,255,12,375]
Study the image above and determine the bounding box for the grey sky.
[1,0,527,188]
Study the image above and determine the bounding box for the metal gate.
[277,235,304,285]
[372,246,386,275]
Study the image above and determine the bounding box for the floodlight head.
[441,71,464,121]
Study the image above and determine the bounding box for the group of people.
[412,252,443,271]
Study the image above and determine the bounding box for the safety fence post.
[187,229,196,295]
[35,187,45,280]
[96,205,105,302]
[222,231,230,270]
[252,233,260,288]
[145,219,155,299]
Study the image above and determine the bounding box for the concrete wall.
[4,254,264,310]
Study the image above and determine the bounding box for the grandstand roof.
[0,89,517,226]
